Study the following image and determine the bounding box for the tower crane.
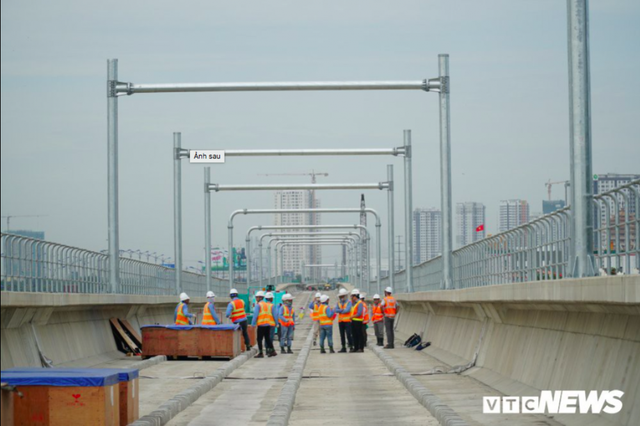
[545,180,570,203]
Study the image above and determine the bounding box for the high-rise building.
[543,200,566,215]
[499,200,530,232]
[273,190,321,277]
[456,202,485,248]
[413,208,441,264]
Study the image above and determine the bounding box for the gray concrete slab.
[376,330,563,426]
[287,322,439,426]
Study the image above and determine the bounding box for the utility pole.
[395,235,404,272]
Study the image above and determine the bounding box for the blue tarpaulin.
[141,324,240,331]
[3,367,138,382]
[1,369,120,387]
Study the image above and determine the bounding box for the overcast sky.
[1,0,639,268]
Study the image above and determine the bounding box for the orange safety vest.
[310,301,320,321]
[202,302,217,325]
[383,296,397,318]
[372,304,384,323]
[363,303,370,323]
[318,304,335,327]
[351,300,365,322]
[257,301,276,327]
[229,298,247,323]
[175,302,189,325]
[279,305,295,327]
[337,300,352,323]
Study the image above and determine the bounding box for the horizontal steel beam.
[210,183,388,192]
[179,148,405,159]
[117,80,429,95]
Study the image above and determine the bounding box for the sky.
[1,0,639,269]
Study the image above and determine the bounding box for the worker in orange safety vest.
[371,294,385,346]
[202,291,221,325]
[308,292,322,346]
[381,287,399,349]
[175,292,195,325]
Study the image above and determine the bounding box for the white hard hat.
[255,291,265,298]
[320,295,330,303]
[206,291,215,298]
[351,289,360,296]
[282,294,292,301]
[180,292,190,302]
[373,294,381,299]
[230,288,239,295]
[385,287,393,293]
[315,292,322,298]
[265,292,274,299]
[338,288,348,296]
[359,294,365,300]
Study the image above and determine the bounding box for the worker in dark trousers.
[226,288,252,351]
[349,289,365,352]
[381,287,398,349]
[371,294,385,346]
[334,288,354,352]
[360,294,369,346]
[251,291,279,358]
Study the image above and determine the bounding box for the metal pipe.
[387,164,395,291]
[204,167,212,292]
[438,54,454,290]
[209,183,389,192]
[223,148,405,157]
[567,0,596,277]
[107,59,120,293]
[118,80,429,95]
[403,129,414,292]
[173,132,183,294]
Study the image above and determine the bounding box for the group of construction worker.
[174,285,397,358]
[308,286,398,353]
[174,288,295,358]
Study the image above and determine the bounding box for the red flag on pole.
[475,224,485,232]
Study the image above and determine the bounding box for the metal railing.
[379,179,639,292]
[0,233,237,296]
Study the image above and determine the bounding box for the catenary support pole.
[387,165,395,291]
[438,54,454,289]
[173,132,183,294]
[404,130,414,293]
[204,167,212,292]
[567,0,596,277]
[107,59,120,293]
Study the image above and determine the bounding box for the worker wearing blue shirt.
[225,288,252,351]
[202,291,221,325]
[318,294,336,354]
[350,289,366,352]
[251,291,278,358]
[175,293,196,325]
[334,288,354,352]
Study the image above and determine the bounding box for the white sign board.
[190,150,225,163]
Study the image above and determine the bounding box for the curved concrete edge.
[135,355,167,371]
[129,347,258,426]
[266,325,315,426]
[367,343,469,426]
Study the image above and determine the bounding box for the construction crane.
[1,215,48,232]
[545,180,570,202]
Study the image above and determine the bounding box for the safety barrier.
[381,179,639,291]
[0,234,239,295]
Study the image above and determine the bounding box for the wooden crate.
[119,378,139,426]
[1,384,13,426]
[141,325,242,359]
[12,384,119,426]
[1,370,120,426]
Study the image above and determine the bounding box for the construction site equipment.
[141,324,243,360]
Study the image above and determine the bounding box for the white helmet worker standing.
[175,293,195,325]
[371,294,384,346]
[310,291,323,346]
[203,291,220,326]
[381,287,398,349]
[335,288,353,352]
[226,288,252,352]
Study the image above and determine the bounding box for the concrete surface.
[393,276,640,426]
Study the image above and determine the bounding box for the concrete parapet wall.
[394,276,640,426]
[0,293,228,370]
